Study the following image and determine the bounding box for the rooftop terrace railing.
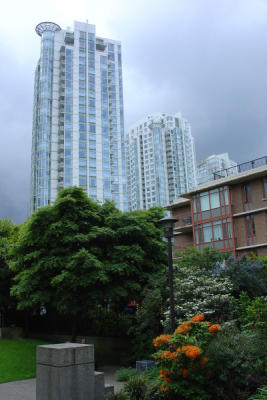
[213,156,267,180]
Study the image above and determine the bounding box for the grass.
[0,338,53,383]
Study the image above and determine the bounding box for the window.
[242,184,252,211]
[194,218,233,250]
[192,187,230,221]
[242,184,252,203]
[246,215,256,245]
[263,177,267,197]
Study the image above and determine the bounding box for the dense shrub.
[215,255,267,297]
[123,375,148,400]
[163,266,234,330]
[248,386,267,400]
[115,368,137,382]
[206,325,267,399]
[153,314,221,400]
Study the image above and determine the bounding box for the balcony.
[213,156,267,180]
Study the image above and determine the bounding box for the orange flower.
[170,352,179,360]
[199,357,208,366]
[176,322,191,334]
[182,345,201,359]
[159,370,171,383]
[191,314,205,322]
[153,334,171,347]
[209,324,221,333]
[160,351,172,359]
[182,368,188,378]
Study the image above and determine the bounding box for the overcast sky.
[1,0,267,223]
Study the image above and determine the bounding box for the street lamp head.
[158,216,178,238]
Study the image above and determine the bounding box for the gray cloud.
[1,0,267,223]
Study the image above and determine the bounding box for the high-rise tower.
[126,112,197,210]
[31,21,126,212]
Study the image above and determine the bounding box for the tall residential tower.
[31,21,126,212]
[126,112,197,210]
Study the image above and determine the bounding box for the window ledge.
[236,242,267,251]
[233,206,267,217]
[262,197,267,201]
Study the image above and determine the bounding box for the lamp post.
[158,216,178,333]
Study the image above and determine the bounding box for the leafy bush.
[163,265,234,330]
[175,246,229,270]
[215,255,267,297]
[123,375,148,400]
[206,326,267,399]
[115,368,137,382]
[248,386,267,400]
[153,313,221,400]
[128,273,168,360]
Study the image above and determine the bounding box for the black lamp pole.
[158,217,178,333]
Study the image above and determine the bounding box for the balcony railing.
[213,156,267,180]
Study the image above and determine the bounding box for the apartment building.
[168,157,267,257]
[197,152,237,185]
[31,21,126,212]
[126,112,197,210]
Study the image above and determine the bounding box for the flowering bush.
[163,266,234,330]
[153,314,221,399]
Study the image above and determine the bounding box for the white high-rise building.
[126,112,197,210]
[31,21,126,212]
[197,153,237,185]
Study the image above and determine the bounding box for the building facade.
[197,153,237,185]
[126,112,197,210]
[168,157,267,257]
[31,21,126,212]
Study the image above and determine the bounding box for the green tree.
[11,187,107,339]
[11,187,167,339]
[100,205,167,305]
[0,218,18,325]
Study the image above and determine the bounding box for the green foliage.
[216,255,267,297]
[11,188,106,320]
[10,187,166,338]
[163,265,234,330]
[206,326,267,399]
[175,246,228,271]
[88,309,132,337]
[108,393,129,400]
[0,219,19,320]
[123,375,148,400]
[248,386,267,400]
[101,205,167,304]
[236,293,267,336]
[115,368,137,382]
[128,273,168,360]
[153,314,219,400]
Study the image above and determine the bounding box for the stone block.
[37,343,94,366]
[94,371,105,400]
[36,343,95,400]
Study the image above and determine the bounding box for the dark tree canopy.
[11,187,167,327]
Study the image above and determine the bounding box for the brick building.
[168,159,267,257]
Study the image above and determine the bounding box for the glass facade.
[31,21,126,212]
[127,113,197,210]
[31,29,56,210]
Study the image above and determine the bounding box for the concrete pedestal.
[36,343,97,400]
